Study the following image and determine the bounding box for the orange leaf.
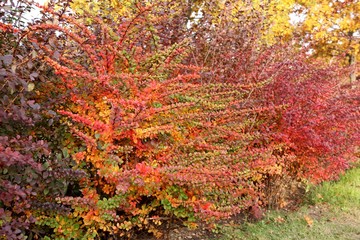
[304,215,313,227]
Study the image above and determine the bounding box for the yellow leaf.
[27,83,35,92]
[304,215,313,227]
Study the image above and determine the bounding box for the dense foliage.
[1,0,359,239]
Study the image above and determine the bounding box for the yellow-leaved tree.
[295,0,359,83]
[67,0,297,44]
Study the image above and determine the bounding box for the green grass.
[218,166,360,240]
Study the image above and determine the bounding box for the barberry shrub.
[0,1,86,238]
[1,0,358,239]
[24,3,292,238]
[185,6,359,207]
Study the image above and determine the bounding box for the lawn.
[218,165,360,240]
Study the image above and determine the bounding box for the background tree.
[294,0,360,84]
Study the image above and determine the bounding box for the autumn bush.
[1,0,359,239]
[0,2,87,239]
[186,5,359,204]
[22,5,269,238]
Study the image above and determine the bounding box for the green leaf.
[153,102,163,108]
[44,188,49,195]
[95,133,101,139]
[42,162,49,170]
[62,148,69,158]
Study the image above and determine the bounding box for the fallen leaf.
[304,215,313,227]
[274,216,285,223]
[316,194,323,199]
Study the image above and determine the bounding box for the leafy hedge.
[0,1,359,239]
